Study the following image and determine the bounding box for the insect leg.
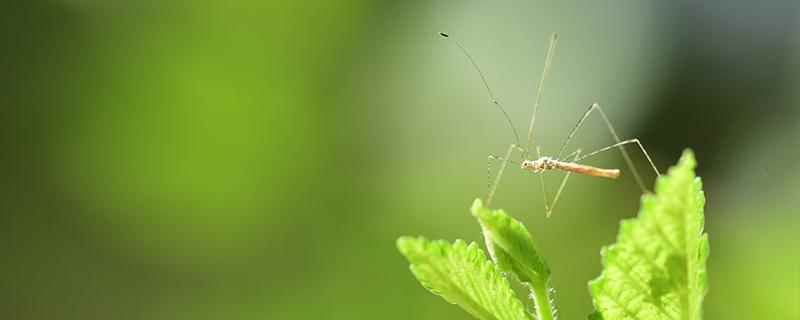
[486,144,519,207]
[543,149,581,217]
[575,138,660,179]
[558,148,582,162]
[535,146,552,215]
[523,32,559,159]
[555,103,659,192]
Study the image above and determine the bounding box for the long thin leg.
[555,103,659,192]
[486,144,519,207]
[558,149,582,162]
[575,138,660,179]
[544,149,582,217]
[535,146,552,215]
[524,33,559,159]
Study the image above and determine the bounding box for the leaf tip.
[678,148,697,169]
[470,198,484,217]
[590,147,709,320]
[396,236,426,257]
[396,236,412,251]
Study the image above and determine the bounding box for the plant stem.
[529,280,555,320]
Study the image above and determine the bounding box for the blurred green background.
[3,1,799,319]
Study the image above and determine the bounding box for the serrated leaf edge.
[397,236,531,320]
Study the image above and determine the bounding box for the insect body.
[441,32,661,217]
[522,156,620,179]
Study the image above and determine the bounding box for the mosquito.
[439,32,661,217]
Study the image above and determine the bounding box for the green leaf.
[471,199,557,320]
[588,311,605,320]
[471,199,550,285]
[397,237,530,320]
[589,150,709,320]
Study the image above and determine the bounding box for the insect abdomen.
[554,161,620,179]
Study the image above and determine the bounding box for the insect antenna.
[440,32,521,147]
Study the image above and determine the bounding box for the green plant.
[397,150,708,320]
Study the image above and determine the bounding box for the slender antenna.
[440,32,521,146]
[524,32,559,157]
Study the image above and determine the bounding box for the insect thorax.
[521,157,557,173]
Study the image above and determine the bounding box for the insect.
[439,32,661,217]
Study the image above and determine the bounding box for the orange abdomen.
[554,161,620,179]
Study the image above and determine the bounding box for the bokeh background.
[3,1,799,319]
